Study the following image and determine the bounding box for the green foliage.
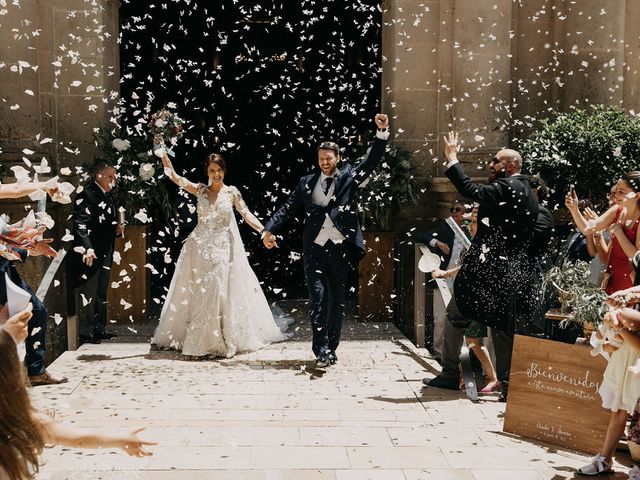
[542,260,607,326]
[353,134,419,231]
[92,127,175,226]
[520,105,640,207]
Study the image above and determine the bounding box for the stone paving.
[33,304,633,479]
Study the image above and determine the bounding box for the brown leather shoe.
[29,371,68,387]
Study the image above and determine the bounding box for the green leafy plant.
[92,127,175,226]
[520,105,640,207]
[353,134,419,231]
[542,260,607,327]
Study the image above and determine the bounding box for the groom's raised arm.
[353,113,389,182]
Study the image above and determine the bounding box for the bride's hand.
[262,231,278,249]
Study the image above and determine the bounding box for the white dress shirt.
[428,218,464,270]
[312,169,346,246]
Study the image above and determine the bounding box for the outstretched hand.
[120,428,157,457]
[374,114,388,130]
[29,238,57,258]
[443,131,460,162]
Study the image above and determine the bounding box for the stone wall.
[382,0,640,227]
[0,0,120,363]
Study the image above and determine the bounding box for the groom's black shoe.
[314,355,330,368]
[79,334,101,345]
[97,332,117,340]
[422,375,459,390]
[328,352,338,365]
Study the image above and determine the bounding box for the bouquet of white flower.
[150,109,184,158]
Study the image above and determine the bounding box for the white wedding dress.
[151,184,288,357]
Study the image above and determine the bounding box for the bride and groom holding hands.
[151,113,390,367]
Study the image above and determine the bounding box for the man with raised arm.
[263,114,389,368]
[424,132,538,401]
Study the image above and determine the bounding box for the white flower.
[138,163,155,181]
[154,118,167,129]
[613,146,622,157]
[111,138,131,152]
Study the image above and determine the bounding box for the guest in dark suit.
[70,162,122,344]
[424,132,539,400]
[0,182,67,386]
[415,201,466,357]
[520,175,555,334]
[263,114,390,368]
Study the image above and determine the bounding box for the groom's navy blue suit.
[265,134,388,358]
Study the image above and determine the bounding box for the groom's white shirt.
[312,169,346,246]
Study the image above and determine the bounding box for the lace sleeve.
[231,187,264,233]
[196,183,208,196]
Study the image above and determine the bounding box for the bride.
[151,151,287,357]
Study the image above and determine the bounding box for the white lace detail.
[152,185,288,357]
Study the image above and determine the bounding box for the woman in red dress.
[566,172,640,294]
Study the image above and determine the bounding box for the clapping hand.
[431,269,447,279]
[374,113,389,130]
[608,286,640,309]
[564,188,579,212]
[583,207,599,221]
[608,207,626,239]
[443,131,460,162]
[83,249,97,267]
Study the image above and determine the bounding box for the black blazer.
[446,163,539,331]
[0,248,30,305]
[528,205,555,260]
[265,137,387,259]
[69,182,118,287]
[415,220,455,270]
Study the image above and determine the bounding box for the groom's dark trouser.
[77,251,112,337]
[440,295,514,392]
[304,241,356,358]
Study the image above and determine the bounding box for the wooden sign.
[503,334,610,455]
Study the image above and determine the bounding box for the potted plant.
[520,105,640,208]
[348,134,418,321]
[542,260,608,336]
[628,412,640,461]
[354,135,419,231]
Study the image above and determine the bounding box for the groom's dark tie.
[323,177,334,196]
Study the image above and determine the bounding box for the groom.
[263,113,390,368]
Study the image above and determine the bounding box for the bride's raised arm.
[160,151,200,196]
[231,187,264,233]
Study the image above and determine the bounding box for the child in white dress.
[578,288,640,475]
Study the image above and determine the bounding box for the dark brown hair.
[622,171,640,193]
[528,175,549,203]
[93,161,115,178]
[317,141,340,158]
[204,153,226,174]
[0,329,45,480]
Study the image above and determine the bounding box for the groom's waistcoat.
[265,137,387,259]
